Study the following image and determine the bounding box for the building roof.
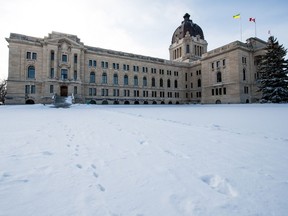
[171,13,204,44]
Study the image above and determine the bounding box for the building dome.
[171,13,204,44]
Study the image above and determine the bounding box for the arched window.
[167,79,171,88]
[197,79,201,87]
[243,68,246,81]
[90,72,95,83]
[217,72,222,83]
[143,77,147,86]
[174,80,178,88]
[113,74,118,85]
[134,75,138,86]
[124,75,129,85]
[27,66,35,79]
[152,77,156,87]
[160,78,163,87]
[102,73,107,84]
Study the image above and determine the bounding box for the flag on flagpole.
[249,17,256,22]
[233,14,240,19]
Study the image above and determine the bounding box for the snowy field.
[1,104,288,216]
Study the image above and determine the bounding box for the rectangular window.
[50,68,54,78]
[25,85,30,94]
[216,88,218,95]
[31,85,36,94]
[74,86,77,94]
[32,53,37,60]
[50,85,54,93]
[223,59,226,66]
[62,54,68,62]
[216,61,220,68]
[26,52,31,59]
[61,69,68,80]
[93,60,97,67]
[211,62,214,70]
[223,87,226,95]
[219,88,222,95]
[212,89,214,95]
[74,71,77,80]
[89,60,93,67]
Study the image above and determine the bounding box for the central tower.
[169,13,208,62]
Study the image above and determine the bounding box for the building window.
[62,54,68,62]
[197,79,201,87]
[32,53,37,60]
[223,59,226,66]
[89,60,93,67]
[244,86,249,94]
[31,85,36,94]
[50,68,54,78]
[101,89,108,96]
[134,76,138,86]
[174,80,178,88]
[143,77,147,86]
[167,79,171,88]
[26,52,31,59]
[50,85,54,94]
[160,78,163,87]
[74,86,77,95]
[124,75,129,85]
[61,69,68,80]
[186,44,190,54]
[74,70,77,80]
[102,73,107,84]
[74,54,78,64]
[216,61,220,68]
[90,72,96,83]
[93,60,97,67]
[89,88,96,96]
[211,62,214,70]
[243,68,246,81]
[223,87,226,95]
[113,63,120,70]
[27,66,35,79]
[217,72,222,82]
[113,89,119,97]
[101,61,108,69]
[151,78,156,87]
[113,74,118,85]
[212,89,214,95]
[51,51,55,61]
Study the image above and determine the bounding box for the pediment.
[44,32,84,48]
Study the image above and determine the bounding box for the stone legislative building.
[5,13,267,105]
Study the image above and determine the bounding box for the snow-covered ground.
[1,104,288,216]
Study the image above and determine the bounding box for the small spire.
[183,13,190,21]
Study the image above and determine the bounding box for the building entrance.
[60,86,68,97]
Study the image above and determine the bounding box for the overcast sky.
[1,0,287,80]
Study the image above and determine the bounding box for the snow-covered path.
[1,104,288,216]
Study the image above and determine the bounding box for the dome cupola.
[171,13,204,44]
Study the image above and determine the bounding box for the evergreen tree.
[257,36,288,103]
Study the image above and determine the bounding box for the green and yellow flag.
[233,14,240,19]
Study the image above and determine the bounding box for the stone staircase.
[53,94,73,108]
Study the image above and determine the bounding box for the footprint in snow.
[200,174,238,197]
[97,184,105,192]
[76,164,82,169]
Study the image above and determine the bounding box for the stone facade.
[5,14,267,105]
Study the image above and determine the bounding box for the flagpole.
[240,16,242,41]
[255,20,257,38]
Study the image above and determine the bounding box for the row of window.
[26,52,37,60]
[89,72,179,88]
[50,51,78,64]
[88,88,181,98]
[211,59,226,70]
[211,87,227,96]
